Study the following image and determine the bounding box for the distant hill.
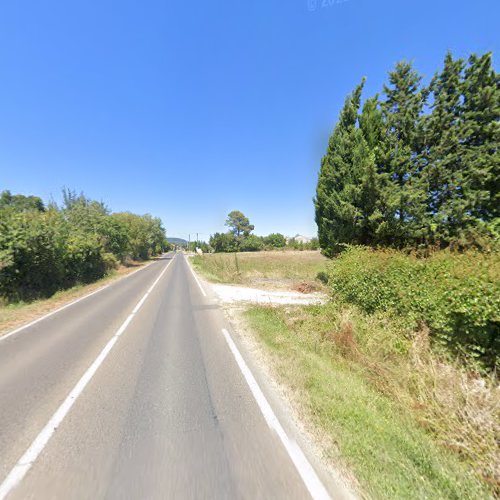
[168,237,188,246]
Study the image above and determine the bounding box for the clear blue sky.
[1,0,498,240]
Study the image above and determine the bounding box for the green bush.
[240,234,264,252]
[328,246,500,369]
[316,270,329,284]
[0,190,168,302]
[64,233,107,284]
[0,210,65,300]
[263,233,286,249]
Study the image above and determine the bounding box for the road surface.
[0,253,341,499]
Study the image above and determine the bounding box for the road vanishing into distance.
[0,252,343,500]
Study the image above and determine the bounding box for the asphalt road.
[0,252,341,499]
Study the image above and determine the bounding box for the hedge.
[328,247,500,369]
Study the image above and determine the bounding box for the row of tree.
[315,51,499,256]
[0,189,169,301]
[207,211,319,252]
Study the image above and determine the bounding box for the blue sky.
[0,0,498,240]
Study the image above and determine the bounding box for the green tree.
[240,235,264,252]
[225,211,254,238]
[0,209,65,300]
[380,61,428,246]
[113,212,166,260]
[423,52,467,244]
[314,80,365,256]
[314,50,498,255]
[209,232,238,252]
[264,233,286,248]
[461,52,499,225]
[0,190,45,212]
[422,52,499,247]
[356,136,381,244]
[358,96,385,245]
[0,189,167,302]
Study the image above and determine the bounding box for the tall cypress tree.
[315,80,364,256]
[424,52,467,244]
[461,53,499,227]
[358,96,385,244]
[381,61,427,247]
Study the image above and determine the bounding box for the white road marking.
[0,256,176,500]
[0,257,165,343]
[185,256,207,296]
[221,328,331,500]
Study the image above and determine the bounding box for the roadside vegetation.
[245,303,496,499]
[328,246,499,371]
[0,189,170,303]
[206,247,499,497]
[0,259,150,336]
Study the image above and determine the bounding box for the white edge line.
[0,255,171,343]
[0,256,175,500]
[221,328,331,500]
[184,256,207,297]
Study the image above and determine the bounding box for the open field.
[191,250,328,290]
[0,260,152,336]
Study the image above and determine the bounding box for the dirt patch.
[211,283,327,306]
[291,281,320,294]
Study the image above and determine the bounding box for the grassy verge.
[244,303,496,498]
[0,260,151,336]
[191,250,327,290]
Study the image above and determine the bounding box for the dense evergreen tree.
[314,80,365,256]
[315,51,499,254]
[358,96,385,243]
[461,53,499,224]
[380,61,428,246]
[424,52,467,244]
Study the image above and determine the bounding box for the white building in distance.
[287,234,312,244]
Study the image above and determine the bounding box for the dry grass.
[191,250,328,290]
[245,304,497,498]
[276,304,500,496]
[0,260,151,336]
[329,309,499,492]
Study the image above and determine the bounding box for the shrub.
[316,270,329,284]
[0,210,65,300]
[263,233,286,249]
[240,234,264,252]
[328,246,500,369]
